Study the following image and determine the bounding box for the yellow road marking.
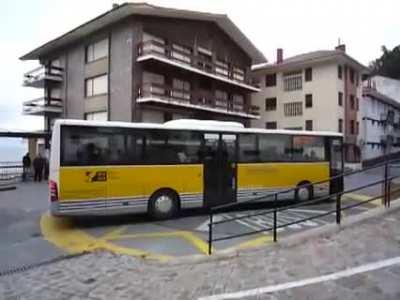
[343,193,382,207]
[99,226,128,240]
[40,213,172,262]
[104,230,213,255]
[220,235,273,253]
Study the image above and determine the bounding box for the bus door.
[329,137,344,194]
[203,133,237,207]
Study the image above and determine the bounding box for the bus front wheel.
[148,189,179,219]
[295,182,313,202]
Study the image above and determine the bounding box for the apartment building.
[20,3,266,147]
[360,76,400,162]
[251,45,367,162]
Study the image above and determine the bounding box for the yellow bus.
[49,119,343,219]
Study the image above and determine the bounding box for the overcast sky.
[1,0,399,131]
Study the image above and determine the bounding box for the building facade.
[360,76,400,162]
[21,3,266,147]
[251,45,367,162]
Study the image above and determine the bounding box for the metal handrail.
[207,160,400,254]
[211,157,400,212]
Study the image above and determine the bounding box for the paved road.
[1,205,399,299]
[0,182,64,271]
[0,165,393,269]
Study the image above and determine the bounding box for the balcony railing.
[137,40,259,92]
[137,82,259,119]
[23,97,63,116]
[23,65,63,88]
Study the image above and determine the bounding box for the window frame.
[85,74,108,98]
[305,67,312,82]
[305,94,313,108]
[265,73,277,87]
[265,97,277,111]
[85,38,109,63]
[305,120,313,131]
[338,92,343,106]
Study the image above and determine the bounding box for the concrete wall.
[373,76,400,102]
[109,20,134,121]
[361,95,400,161]
[65,43,86,119]
[251,62,345,131]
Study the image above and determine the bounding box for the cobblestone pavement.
[1,208,400,299]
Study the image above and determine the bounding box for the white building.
[251,45,367,162]
[360,76,400,163]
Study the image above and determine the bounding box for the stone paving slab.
[1,205,400,300]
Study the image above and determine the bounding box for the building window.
[305,68,312,82]
[356,73,359,86]
[349,68,355,84]
[338,119,343,133]
[86,38,109,63]
[85,111,108,121]
[338,92,343,106]
[284,102,303,117]
[338,65,342,79]
[215,90,229,109]
[266,122,277,129]
[305,120,313,131]
[356,121,359,134]
[283,71,302,91]
[356,97,359,110]
[265,73,276,87]
[350,120,355,134]
[265,97,277,111]
[232,94,245,111]
[305,94,313,108]
[85,74,108,97]
[172,78,190,100]
[350,95,355,109]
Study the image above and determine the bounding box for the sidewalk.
[1,205,400,300]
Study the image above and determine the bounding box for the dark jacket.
[33,156,44,170]
[23,155,31,168]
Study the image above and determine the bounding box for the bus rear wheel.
[148,189,179,220]
[295,182,313,202]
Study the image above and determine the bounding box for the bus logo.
[85,171,107,182]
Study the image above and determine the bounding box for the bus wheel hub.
[155,195,173,213]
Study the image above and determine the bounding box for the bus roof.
[54,119,343,137]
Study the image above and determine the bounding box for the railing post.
[388,179,392,207]
[336,192,341,225]
[208,211,213,255]
[384,162,389,206]
[273,194,278,242]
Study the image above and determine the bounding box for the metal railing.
[207,159,400,255]
[23,65,63,86]
[137,82,260,117]
[137,40,257,89]
[22,96,63,115]
[0,163,23,190]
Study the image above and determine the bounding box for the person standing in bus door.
[33,154,45,182]
[22,152,31,181]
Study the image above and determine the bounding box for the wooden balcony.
[137,40,260,92]
[137,83,259,119]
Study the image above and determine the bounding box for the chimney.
[335,44,346,52]
[276,48,283,64]
[112,3,119,9]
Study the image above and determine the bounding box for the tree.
[370,45,400,79]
